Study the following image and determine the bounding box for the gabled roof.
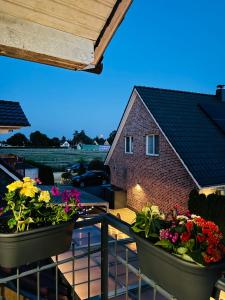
[106,86,225,188]
[135,86,225,188]
[0,100,30,128]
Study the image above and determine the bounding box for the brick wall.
[107,95,197,213]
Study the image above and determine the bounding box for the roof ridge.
[0,100,20,104]
[134,85,214,97]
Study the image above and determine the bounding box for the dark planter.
[0,222,74,268]
[132,232,225,300]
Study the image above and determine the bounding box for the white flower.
[176,215,188,220]
[151,205,160,215]
[160,213,165,220]
[191,214,200,219]
[142,206,151,214]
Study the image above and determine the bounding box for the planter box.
[132,232,225,300]
[0,222,74,268]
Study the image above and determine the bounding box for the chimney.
[216,85,225,102]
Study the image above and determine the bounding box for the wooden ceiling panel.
[0,0,117,41]
[0,0,132,72]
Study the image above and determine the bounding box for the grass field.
[0,148,107,171]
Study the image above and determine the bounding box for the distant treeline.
[1,129,116,148]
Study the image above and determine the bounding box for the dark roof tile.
[135,86,225,187]
[0,100,30,127]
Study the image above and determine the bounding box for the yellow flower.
[38,191,51,203]
[20,183,39,198]
[23,177,35,184]
[7,180,23,192]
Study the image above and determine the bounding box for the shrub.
[61,172,72,180]
[88,159,104,171]
[188,189,225,237]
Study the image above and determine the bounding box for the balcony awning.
[0,0,132,73]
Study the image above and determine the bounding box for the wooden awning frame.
[0,0,132,73]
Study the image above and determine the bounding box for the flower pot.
[132,232,225,300]
[0,222,74,268]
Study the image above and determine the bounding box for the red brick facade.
[107,95,197,213]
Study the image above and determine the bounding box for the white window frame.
[125,136,133,154]
[146,135,159,156]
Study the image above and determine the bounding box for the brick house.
[105,85,225,212]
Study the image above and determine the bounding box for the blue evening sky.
[1,0,225,140]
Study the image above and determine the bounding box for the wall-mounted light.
[135,183,142,191]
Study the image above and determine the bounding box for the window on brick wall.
[146,135,159,156]
[125,136,133,154]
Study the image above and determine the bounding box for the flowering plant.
[2,177,81,232]
[131,204,225,265]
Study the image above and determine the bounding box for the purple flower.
[70,189,80,199]
[160,229,179,244]
[62,190,70,203]
[51,186,61,196]
[64,205,71,214]
[160,229,170,240]
[171,232,179,244]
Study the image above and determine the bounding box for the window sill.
[146,154,159,157]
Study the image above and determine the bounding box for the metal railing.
[0,213,224,300]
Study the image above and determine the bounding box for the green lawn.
[0,148,107,171]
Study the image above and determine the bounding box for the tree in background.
[72,130,93,145]
[6,133,29,146]
[94,136,105,145]
[61,136,66,143]
[107,130,117,145]
[50,137,60,147]
[30,131,51,147]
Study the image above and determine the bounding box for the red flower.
[185,220,193,232]
[197,234,205,243]
[181,231,191,242]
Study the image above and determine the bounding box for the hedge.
[188,189,225,237]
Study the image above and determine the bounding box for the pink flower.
[71,189,80,199]
[35,178,42,184]
[160,228,170,240]
[62,190,70,203]
[51,186,61,196]
[64,205,71,214]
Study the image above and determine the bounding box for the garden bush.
[188,189,225,237]
[88,159,104,171]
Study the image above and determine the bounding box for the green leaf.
[131,225,144,233]
[155,239,173,250]
[185,239,195,251]
[181,254,195,263]
[177,247,188,255]
[8,218,16,229]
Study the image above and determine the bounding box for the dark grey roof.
[0,100,30,127]
[135,86,225,187]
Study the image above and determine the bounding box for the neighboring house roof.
[0,100,30,129]
[106,86,225,188]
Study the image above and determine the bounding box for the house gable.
[106,88,201,188]
[106,92,197,211]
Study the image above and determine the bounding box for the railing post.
[101,219,108,300]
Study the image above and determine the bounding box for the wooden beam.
[0,12,94,69]
[94,0,132,65]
